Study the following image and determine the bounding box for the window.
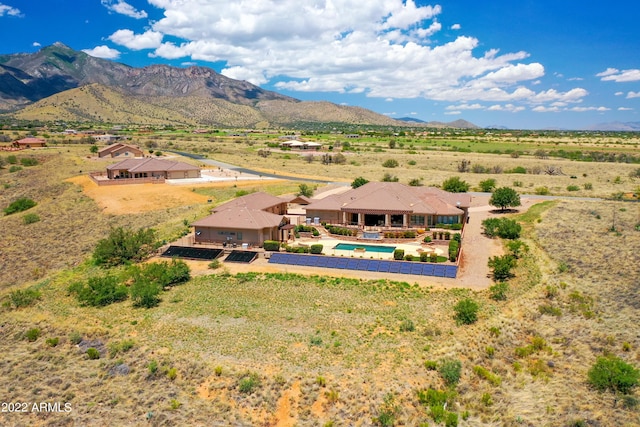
[410,215,425,226]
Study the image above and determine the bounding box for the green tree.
[351,176,369,188]
[93,227,158,267]
[297,183,314,197]
[488,255,516,281]
[588,356,639,395]
[453,298,479,325]
[129,275,162,308]
[479,178,497,192]
[89,144,99,154]
[442,176,470,193]
[69,274,128,307]
[489,187,521,212]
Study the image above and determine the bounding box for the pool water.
[333,243,396,253]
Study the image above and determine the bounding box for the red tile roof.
[192,206,283,230]
[106,158,200,173]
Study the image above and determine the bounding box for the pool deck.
[299,235,444,260]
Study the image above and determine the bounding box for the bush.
[382,159,399,168]
[393,249,404,260]
[238,372,261,394]
[438,359,462,386]
[263,240,280,251]
[442,176,470,193]
[22,213,40,224]
[588,356,639,394]
[479,178,497,192]
[488,255,517,282]
[4,198,37,215]
[86,348,100,360]
[9,165,22,173]
[130,275,162,308]
[420,252,430,262]
[448,240,459,262]
[208,259,221,269]
[404,254,414,261]
[25,328,41,342]
[567,185,580,191]
[20,157,38,166]
[473,365,502,386]
[93,227,158,267]
[489,282,509,301]
[46,337,60,347]
[351,176,369,188]
[454,298,479,325]
[68,274,128,307]
[8,288,41,308]
[535,186,550,195]
[399,318,415,332]
[482,217,521,239]
[310,244,323,254]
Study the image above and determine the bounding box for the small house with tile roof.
[106,158,201,180]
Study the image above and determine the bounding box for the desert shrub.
[108,339,135,358]
[538,304,562,316]
[22,212,40,224]
[351,176,369,188]
[473,365,502,386]
[46,337,60,347]
[506,240,528,258]
[9,165,22,173]
[25,328,41,342]
[7,288,41,308]
[399,318,415,332]
[489,282,509,301]
[535,186,550,195]
[20,157,38,166]
[479,178,497,192]
[408,177,423,186]
[588,356,639,394]
[297,183,314,197]
[567,185,580,191]
[167,367,178,380]
[373,393,399,427]
[382,158,399,168]
[129,277,160,309]
[508,166,527,174]
[7,154,17,164]
[453,298,479,325]
[442,176,470,193]
[208,259,221,269]
[238,372,261,394]
[583,182,593,190]
[310,244,323,254]
[69,274,128,307]
[69,331,82,345]
[393,249,404,260]
[439,359,462,386]
[382,172,399,182]
[86,348,100,360]
[425,360,438,371]
[148,360,159,375]
[482,218,521,239]
[4,197,37,215]
[93,227,158,267]
[488,255,516,281]
[263,240,280,251]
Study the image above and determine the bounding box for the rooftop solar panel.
[298,255,314,266]
[225,250,258,263]
[336,259,349,269]
[377,261,391,272]
[347,260,359,269]
[445,266,457,278]
[421,264,435,276]
[356,260,369,270]
[388,262,401,273]
[161,246,223,260]
[433,265,446,277]
[411,264,424,275]
[325,258,339,268]
[316,257,329,267]
[268,253,283,263]
[399,263,413,274]
[367,260,380,271]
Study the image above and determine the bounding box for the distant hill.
[587,121,640,131]
[0,43,455,128]
[397,117,426,123]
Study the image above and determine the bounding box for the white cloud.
[567,77,583,81]
[597,68,640,82]
[32,42,41,47]
[82,45,121,59]
[487,104,525,112]
[445,110,461,115]
[618,107,633,111]
[101,0,147,19]
[569,106,610,112]
[0,3,21,17]
[385,98,394,102]
[627,91,640,99]
[108,29,163,50]
[532,106,560,113]
[615,92,624,96]
[91,0,588,105]
[446,103,483,110]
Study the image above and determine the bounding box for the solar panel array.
[225,250,259,263]
[161,246,223,260]
[268,253,457,278]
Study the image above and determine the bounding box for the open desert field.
[1,132,639,426]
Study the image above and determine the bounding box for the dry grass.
[1,140,639,426]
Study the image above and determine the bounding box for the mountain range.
[0,43,479,129]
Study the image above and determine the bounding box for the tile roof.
[192,206,283,230]
[305,182,470,215]
[214,191,288,211]
[106,158,200,173]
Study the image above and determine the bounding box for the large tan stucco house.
[106,158,201,180]
[304,182,471,228]
[191,192,291,246]
[98,143,144,158]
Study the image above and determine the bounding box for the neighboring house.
[94,134,126,143]
[13,137,47,148]
[305,182,471,228]
[279,140,322,150]
[98,143,144,158]
[106,158,201,180]
[191,192,291,246]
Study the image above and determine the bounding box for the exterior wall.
[194,227,271,246]
[167,169,200,179]
[263,202,288,215]
[306,209,341,224]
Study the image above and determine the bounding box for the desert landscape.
[1,129,639,426]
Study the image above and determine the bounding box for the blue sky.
[1,0,639,129]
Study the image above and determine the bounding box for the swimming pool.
[333,243,396,253]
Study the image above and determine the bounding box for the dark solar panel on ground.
[225,250,258,263]
[267,253,458,278]
[161,246,223,260]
